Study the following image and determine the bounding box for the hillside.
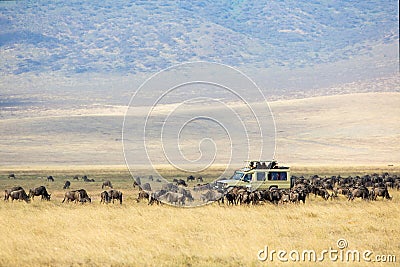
[0,0,398,75]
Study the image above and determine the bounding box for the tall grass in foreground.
[1,193,399,266]
[0,166,399,266]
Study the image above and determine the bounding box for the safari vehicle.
[217,160,292,191]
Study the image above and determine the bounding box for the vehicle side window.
[243,174,252,182]
[256,172,265,181]
[279,172,287,181]
[268,172,288,181]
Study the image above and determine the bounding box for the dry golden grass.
[0,166,399,266]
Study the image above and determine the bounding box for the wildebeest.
[108,189,123,204]
[82,175,95,182]
[348,186,369,201]
[178,188,194,202]
[100,191,110,204]
[162,183,178,192]
[259,188,282,205]
[73,175,79,180]
[62,189,91,203]
[47,176,54,182]
[63,181,71,189]
[4,186,24,201]
[8,173,15,179]
[137,190,150,203]
[77,189,91,203]
[159,191,185,206]
[372,187,392,200]
[193,183,213,191]
[175,179,187,187]
[201,190,224,204]
[197,176,204,182]
[133,177,142,188]
[9,189,30,203]
[102,180,113,189]
[62,191,80,203]
[313,187,330,200]
[225,192,236,205]
[28,186,51,201]
[280,192,290,204]
[187,175,195,182]
[148,190,167,205]
[141,183,152,191]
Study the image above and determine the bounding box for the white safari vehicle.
[217,160,292,191]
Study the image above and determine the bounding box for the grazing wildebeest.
[133,177,142,188]
[62,189,91,203]
[348,186,369,201]
[62,191,80,203]
[178,188,194,202]
[225,192,236,205]
[193,183,213,192]
[297,189,307,204]
[313,187,330,200]
[201,190,224,204]
[82,176,95,182]
[159,192,185,206]
[149,190,167,205]
[102,180,113,189]
[10,189,30,203]
[372,187,392,200]
[265,188,282,205]
[4,186,24,201]
[187,175,195,182]
[77,189,91,203]
[197,176,204,182]
[47,176,54,182]
[162,183,179,192]
[280,192,290,204]
[108,190,123,204]
[8,173,15,179]
[141,183,152,191]
[176,179,187,187]
[63,181,71,189]
[137,190,150,203]
[100,191,110,204]
[73,175,79,180]
[28,186,51,201]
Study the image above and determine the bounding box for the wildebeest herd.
[134,172,398,206]
[3,172,398,206]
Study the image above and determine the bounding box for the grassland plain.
[0,166,399,266]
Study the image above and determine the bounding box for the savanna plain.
[1,166,399,267]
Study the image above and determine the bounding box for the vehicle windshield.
[232,171,244,180]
